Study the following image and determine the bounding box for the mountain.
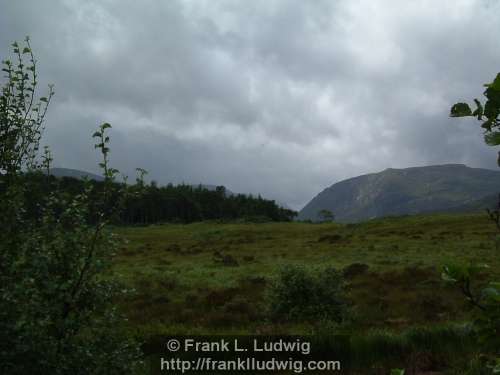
[49,168,104,181]
[298,164,500,223]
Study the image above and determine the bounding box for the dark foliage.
[268,265,348,323]
[448,72,500,372]
[2,172,298,224]
[0,39,140,374]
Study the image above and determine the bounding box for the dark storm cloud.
[1,0,499,209]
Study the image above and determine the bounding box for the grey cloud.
[1,0,500,210]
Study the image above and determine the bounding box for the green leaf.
[22,47,31,54]
[484,132,500,146]
[441,271,457,283]
[484,73,500,91]
[92,131,101,138]
[481,119,493,131]
[39,97,47,103]
[484,88,500,116]
[472,98,483,119]
[101,123,112,129]
[482,287,500,303]
[450,103,472,117]
[469,263,490,273]
[442,264,468,283]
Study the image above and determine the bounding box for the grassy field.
[111,212,499,373]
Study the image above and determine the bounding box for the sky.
[1,0,500,210]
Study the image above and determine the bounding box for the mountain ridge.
[298,164,500,222]
[49,168,104,181]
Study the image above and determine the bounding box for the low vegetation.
[267,264,347,323]
[110,213,498,372]
[0,39,141,374]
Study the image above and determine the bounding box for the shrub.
[448,71,500,372]
[0,38,141,374]
[267,264,348,323]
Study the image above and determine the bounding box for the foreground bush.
[268,264,348,323]
[450,72,500,372]
[0,38,140,374]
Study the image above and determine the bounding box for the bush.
[267,264,348,323]
[0,38,141,374]
[448,70,500,373]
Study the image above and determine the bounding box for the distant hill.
[49,170,235,193]
[298,164,500,223]
[49,168,104,181]
[445,192,498,213]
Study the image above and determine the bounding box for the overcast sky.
[1,0,500,209]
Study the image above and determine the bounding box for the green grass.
[110,212,499,337]
[109,212,500,373]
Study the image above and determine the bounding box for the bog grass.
[111,212,499,335]
[110,212,498,372]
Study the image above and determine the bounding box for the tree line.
[5,171,298,225]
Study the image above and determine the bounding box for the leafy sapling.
[448,72,500,371]
[0,36,54,177]
[0,39,141,374]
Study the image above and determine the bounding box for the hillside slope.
[298,164,500,222]
[49,168,104,181]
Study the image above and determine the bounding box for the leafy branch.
[0,36,54,177]
[448,72,500,371]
